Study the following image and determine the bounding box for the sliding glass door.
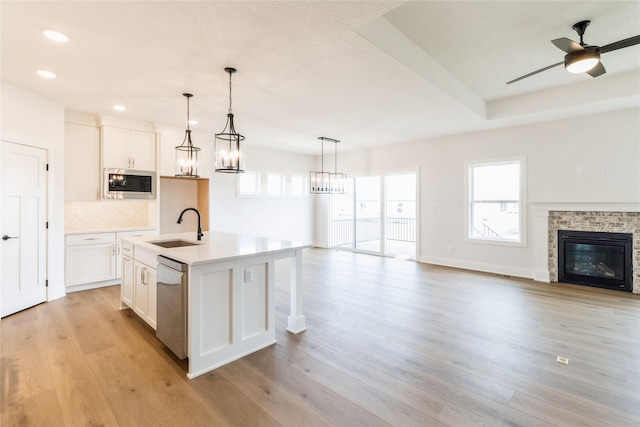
[384,173,416,258]
[355,176,381,253]
[330,171,416,259]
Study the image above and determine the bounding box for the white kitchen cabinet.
[132,246,157,329]
[102,126,157,171]
[121,253,134,307]
[65,123,100,201]
[116,229,157,280]
[65,233,117,286]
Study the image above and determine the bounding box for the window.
[267,173,285,196]
[291,175,306,196]
[468,159,524,243]
[238,170,260,195]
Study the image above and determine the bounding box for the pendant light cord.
[186,96,191,131]
[228,71,233,114]
[321,138,324,173]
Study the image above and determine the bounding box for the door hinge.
[46,163,49,171]
[46,280,49,287]
[46,222,49,229]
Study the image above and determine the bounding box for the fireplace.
[558,230,633,292]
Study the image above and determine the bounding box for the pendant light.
[310,137,347,194]
[175,93,201,178]
[215,67,245,173]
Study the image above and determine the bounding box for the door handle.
[2,235,18,241]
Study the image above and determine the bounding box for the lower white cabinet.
[134,260,157,328]
[65,229,157,290]
[65,233,117,286]
[121,253,135,307]
[121,243,157,329]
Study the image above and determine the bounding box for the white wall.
[209,146,315,242]
[155,126,315,243]
[333,107,640,278]
[1,81,66,300]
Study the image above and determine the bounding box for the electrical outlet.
[556,356,569,365]
[244,267,253,283]
[448,246,454,253]
[601,164,609,174]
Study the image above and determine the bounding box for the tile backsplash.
[65,201,152,230]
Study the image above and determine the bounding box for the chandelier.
[175,93,201,178]
[309,136,347,194]
[214,67,245,173]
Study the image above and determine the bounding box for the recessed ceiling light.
[188,120,198,125]
[43,29,69,42]
[36,69,56,79]
[113,105,126,111]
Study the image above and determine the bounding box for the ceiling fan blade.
[506,61,564,84]
[600,35,640,53]
[551,37,583,53]
[586,61,606,77]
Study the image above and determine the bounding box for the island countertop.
[120,231,311,266]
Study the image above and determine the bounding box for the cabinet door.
[130,131,156,171]
[66,243,116,286]
[121,255,134,307]
[133,261,148,318]
[65,123,100,201]
[102,126,131,169]
[145,267,157,329]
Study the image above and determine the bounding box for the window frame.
[465,156,526,247]
[236,169,309,198]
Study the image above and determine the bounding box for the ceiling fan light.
[565,51,600,74]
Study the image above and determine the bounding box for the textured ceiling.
[1,1,639,155]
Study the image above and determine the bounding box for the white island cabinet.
[120,231,310,379]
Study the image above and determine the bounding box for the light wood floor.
[2,248,639,426]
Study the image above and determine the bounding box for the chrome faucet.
[177,208,203,241]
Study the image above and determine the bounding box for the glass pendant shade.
[215,112,245,173]
[175,93,201,178]
[215,67,245,173]
[310,137,346,194]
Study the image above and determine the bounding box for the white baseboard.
[418,255,535,280]
[66,279,119,293]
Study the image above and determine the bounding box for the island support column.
[287,248,306,333]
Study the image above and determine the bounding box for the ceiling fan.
[507,20,640,84]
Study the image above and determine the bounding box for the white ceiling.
[2,1,639,155]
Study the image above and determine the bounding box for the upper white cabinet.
[102,126,157,171]
[65,122,100,201]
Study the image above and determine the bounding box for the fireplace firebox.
[558,230,633,292]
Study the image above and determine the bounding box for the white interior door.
[1,141,48,317]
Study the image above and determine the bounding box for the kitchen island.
[119,231,310,379]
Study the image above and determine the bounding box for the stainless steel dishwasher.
[156,255,187,359]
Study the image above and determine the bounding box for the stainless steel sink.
[149,239,201,248]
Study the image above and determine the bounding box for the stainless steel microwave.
[104,168,156,199]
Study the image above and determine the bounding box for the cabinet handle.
[84,237,99,241]
[141,267,147,285]
[112,245,116,256]
[132,158,135,168]
[117,245,121,256]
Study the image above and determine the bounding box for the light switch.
[244,267,253,283]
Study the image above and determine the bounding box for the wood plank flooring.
[2,248,639,426]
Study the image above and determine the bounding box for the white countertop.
[65,227,157,235]
[121,231,311,266]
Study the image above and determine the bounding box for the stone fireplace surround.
[533,203,640,294]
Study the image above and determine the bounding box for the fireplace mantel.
[531,202,640,294]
